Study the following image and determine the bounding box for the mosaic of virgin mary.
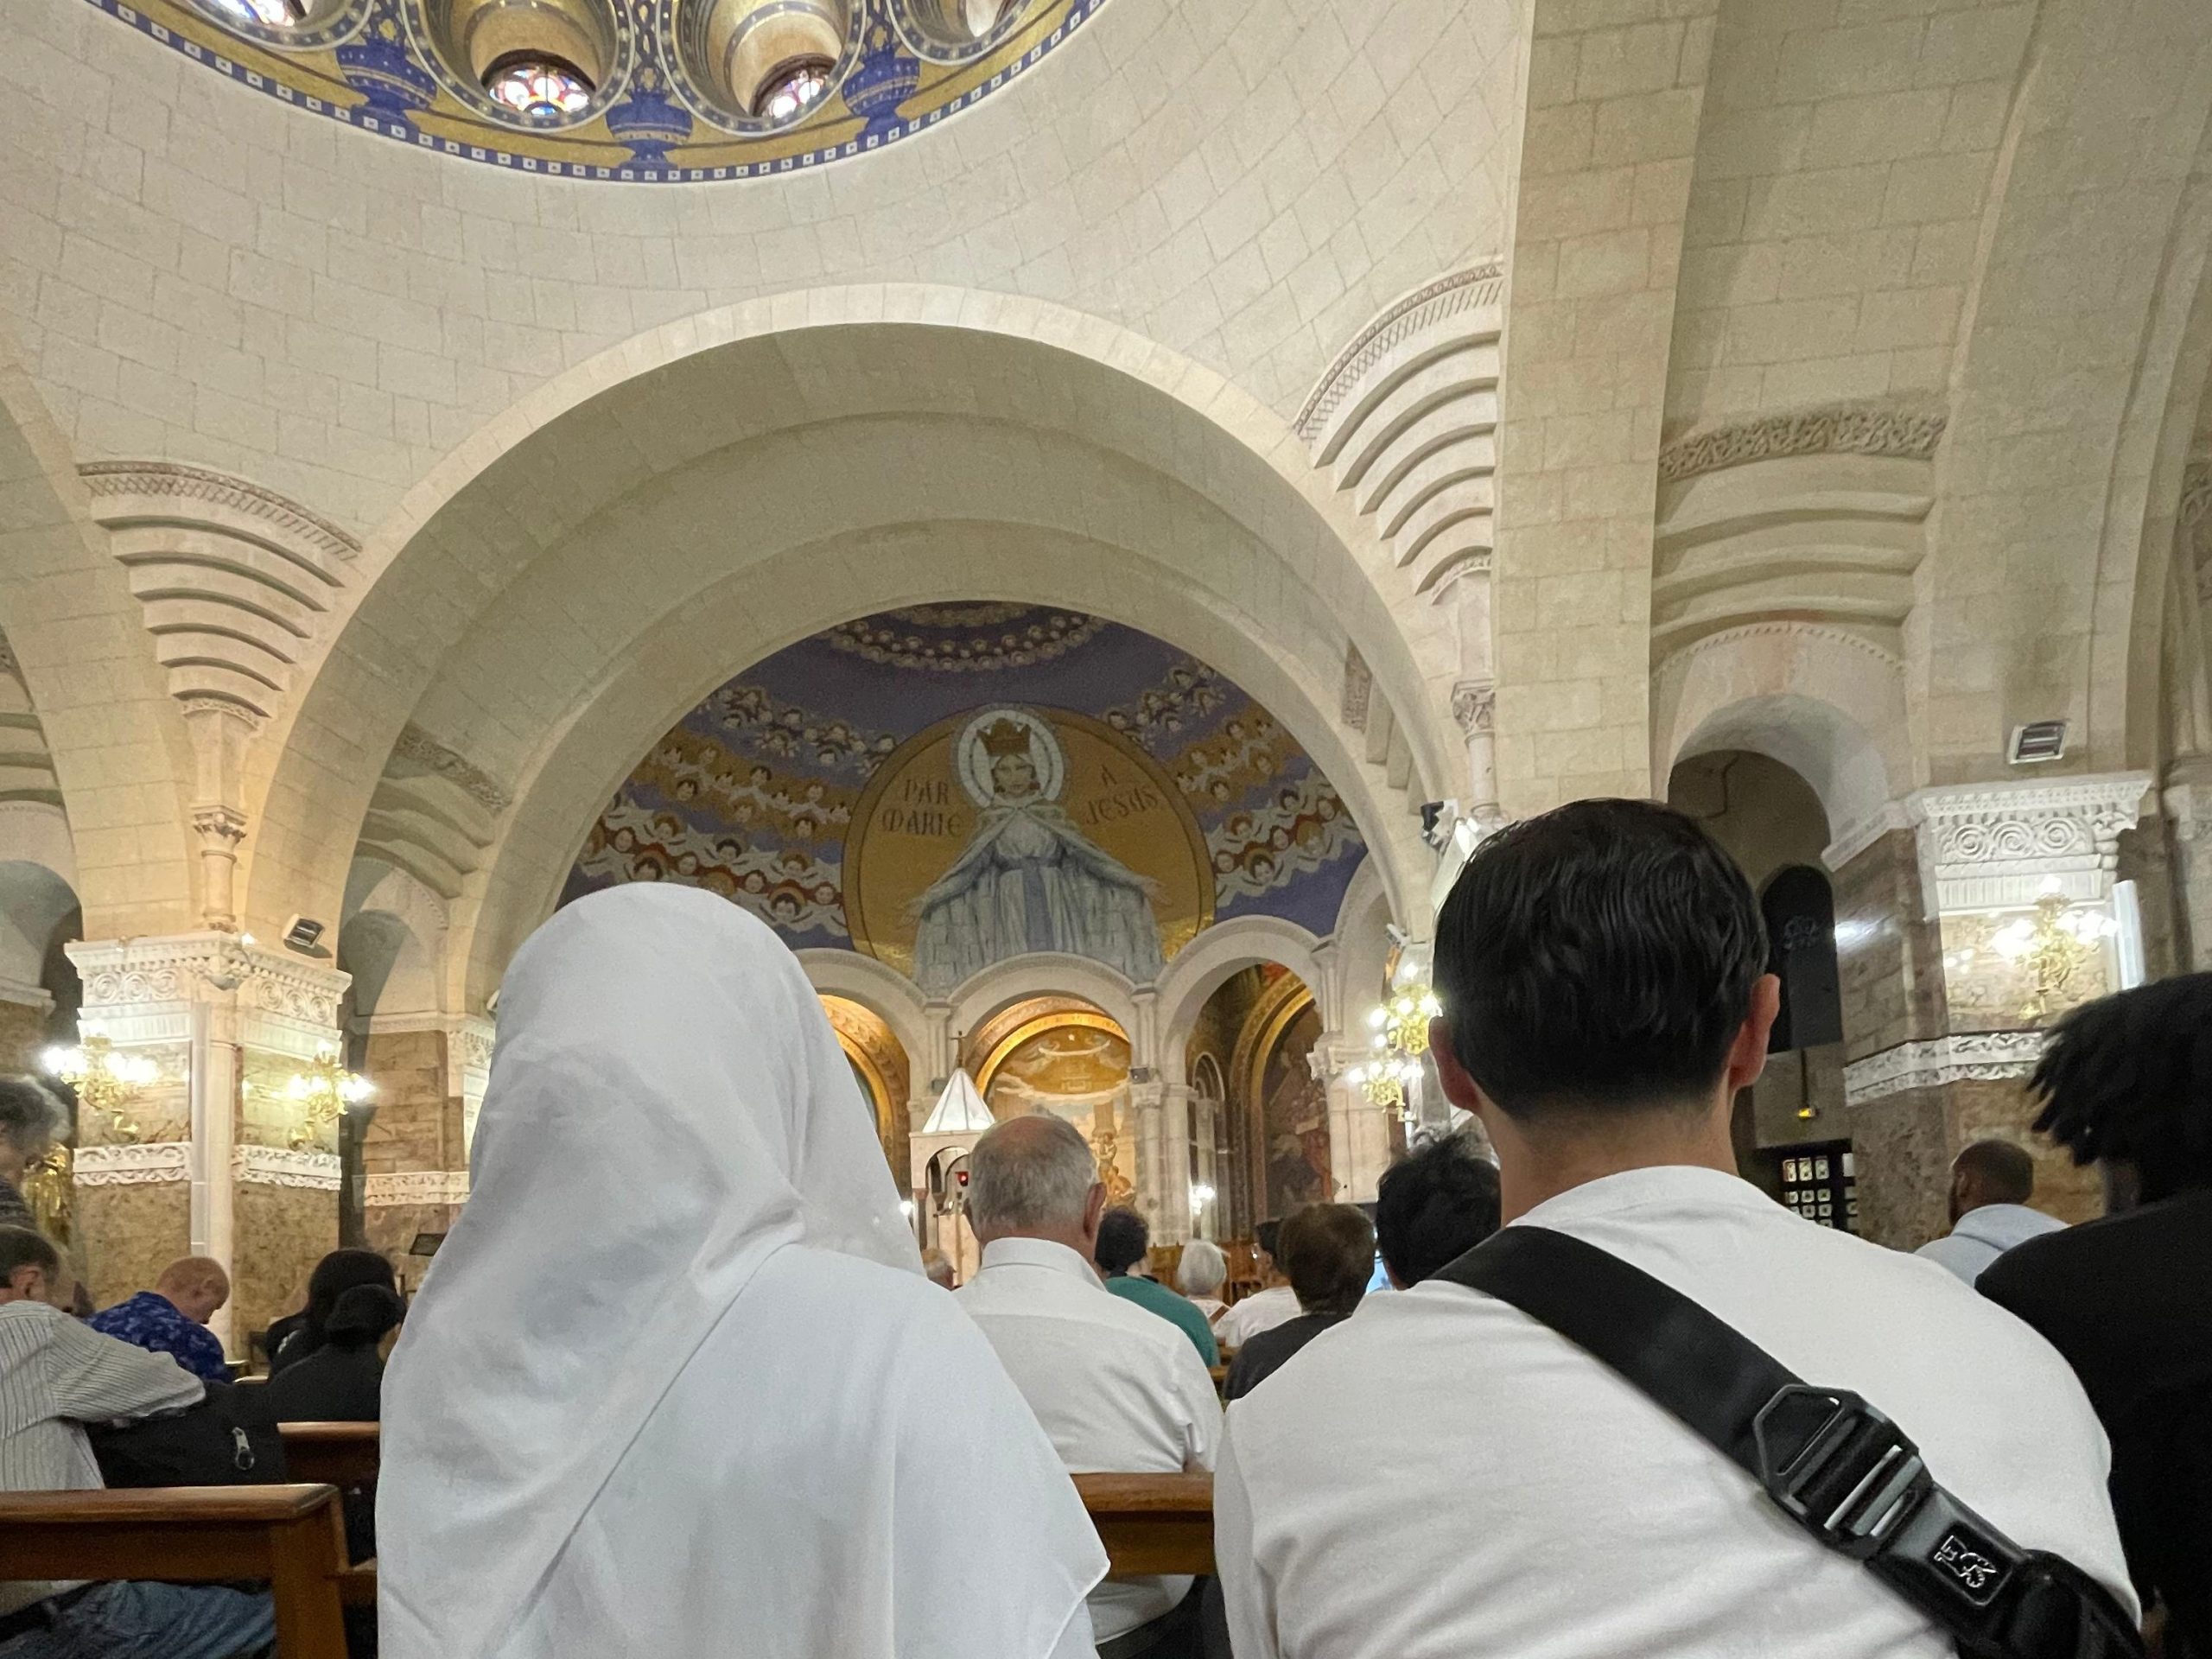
[912,709,1166,994]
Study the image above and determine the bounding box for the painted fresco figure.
[912,711,1166,994]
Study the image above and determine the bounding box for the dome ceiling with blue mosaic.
[563,605,1370,994]
[92,0,1101,181]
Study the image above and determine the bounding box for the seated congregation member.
[1914,1138,2063,1285]
[258,1282,404,1422]
[382,887,1105,1659]
[0,1080,65,1234]
[1224,1203,1371,1401]
[1212,1220,1298,1351]
[1173,1238,1228,1326]
[1372,1129,1500,1287]
[1980,974,2212,1656]
[0,1226,275,1659]
[957,1114,1220,1658]
[265,1247,397,1376]
[87,1255,231,1382]
[1215,798,2133,1659]
[1096,1206,1217,1366]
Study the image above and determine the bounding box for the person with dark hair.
[1373,1131,1501,1287]
[1913,1138,2063,1284]
[1223,1203,1371,1401]
[0,1079,66,1234]
[265,1247,396,1376]
[0,1226,276,1657]
[1979,974,2212,1656]
[1216,798,2133,1659]
[1096,1206,1217,1365]
[257,1283,405,1424]
[1214,1217,1297,1351]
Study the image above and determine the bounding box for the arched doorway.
[1184,964,1330,1239]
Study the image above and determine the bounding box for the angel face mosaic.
[564,604,1369,990]
[86,0,1104,182]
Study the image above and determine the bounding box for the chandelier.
[283,1046,375,1152]
[1345,986,1442,1122]
[42,1034,161,1145]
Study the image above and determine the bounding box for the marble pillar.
[67,934,348,1357]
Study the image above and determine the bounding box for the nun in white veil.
[378,885,1107,1659]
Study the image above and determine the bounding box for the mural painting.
[981,1016,1136,1205]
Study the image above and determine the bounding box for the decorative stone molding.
[2181,459,2211,579]
[1842,1032,2044,1107]
[391,725,514,814]
[78,461,360,563]
[1297,261,1507,440]
[1905,774,2151,912]
[1450,680,1495,736]
[1657,403,1948,484]
[233,1145,341,1191]
[364,1170,470,1207]
[1823,801,1914,873]
[70,934,352,1029]
[73,1141,192,1186]
[1340,647,1372,732]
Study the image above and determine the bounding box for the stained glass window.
[207,0,308,25]
[755,56,834,123]
[483,51,595,119]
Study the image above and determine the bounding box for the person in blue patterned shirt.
[87,1256,231,1383]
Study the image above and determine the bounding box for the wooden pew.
[270,1425,1217,1584]
[1073,1471,1216,1577]
[0,1484,351,1657]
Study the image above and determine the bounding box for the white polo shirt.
[1217,1165,2133,1659]
[1215,1285,1300,1351]
[957,1237,1222,1641]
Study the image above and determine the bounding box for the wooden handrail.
[0,1484,350,1657]
[1072,1471,1216,1577]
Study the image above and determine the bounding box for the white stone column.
[2162,765,2212,969]
[1313,1033,1395,1203]
[1128,1071,1166,1230]
[1157,1081,1194,1246]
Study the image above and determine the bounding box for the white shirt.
[1215,1284,1300,1351]
[958,1237,1223,1640]
[1914,1203,2067,1284]
[1217,1165,2133,1659]
[0,1298,205,1613]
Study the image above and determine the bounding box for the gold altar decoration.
[23,1146,73,1246]
[1989,883,2113,1024]
[42,1034,160,1144]
[283,1046,375,1151]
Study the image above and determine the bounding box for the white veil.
[378,885,1103,1657]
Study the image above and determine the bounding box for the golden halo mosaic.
[81,0,1104,182]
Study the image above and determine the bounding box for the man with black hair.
[1914,1138,2063,1284]
[1215,798,2132,1659]
[1979,974,2212,1656]
[1095,1207,1217,1365]
[1373,1130,1500,1287]
[1223,1203,1371,1400]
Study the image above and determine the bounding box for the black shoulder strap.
[1433,1226,2143,1659]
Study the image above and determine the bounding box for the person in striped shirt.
[0,1226,274,1658]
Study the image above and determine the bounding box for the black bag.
[88,1382,289,1488]
[1433,1226,2145,1659]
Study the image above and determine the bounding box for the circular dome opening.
[893,0,1025,61]
[210,0,308,23]
[188,0,364,49]
[753,54,834,121]
[483,48,596,117]
[675,0,849,130]
[416,0,621,125]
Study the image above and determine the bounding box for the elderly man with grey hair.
[0,1078,67,1234]
[956,1113,1221,1659]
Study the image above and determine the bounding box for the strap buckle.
[1752,1385,1932,1560]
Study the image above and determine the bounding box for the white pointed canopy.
[921,1067,995,1135]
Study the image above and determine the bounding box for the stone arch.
[0,341,192,936]
[796,948,934,1102]
[1654,623,1910,847]
[944,953,1143,1066]
[1154,913,1325,1069]
[247,289,1452,973]
[339,859,449,1023]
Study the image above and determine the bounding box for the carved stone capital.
[191,805,248,849]
[234,1144,341,1191]
[1841,1032,2044,1108]
[69,933,352,1031]
[73,1141,192,1186]
[1905,774,2151,913]
[1450,679,1495,736]
[364,1170,470,1206]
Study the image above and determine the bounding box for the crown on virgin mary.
[979,719,1033,759]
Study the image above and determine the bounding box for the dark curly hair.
[2027,973,2212,1202]
[1094,1207,1150,1276]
